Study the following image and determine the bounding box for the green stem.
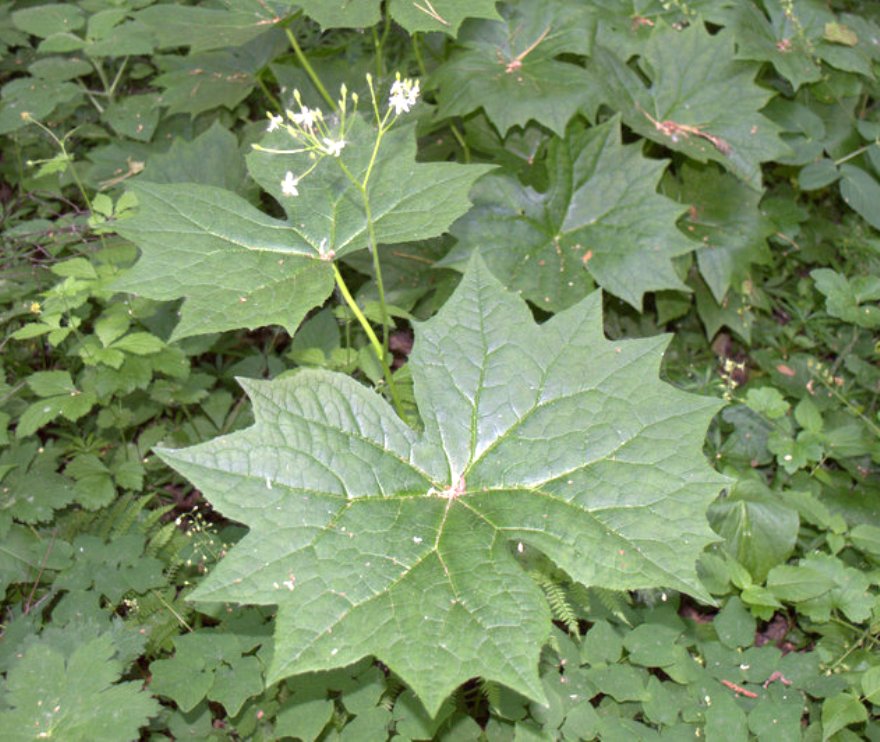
[372,11,392,78]
[412,33,428,78]
[449,122,471,164]
[91,59,110,99]
[828,624,875,669]
[834,139,879,166]
[336,128,392,357]
[256,71,282,112]
[332,263,404,417]
[284,27,337,112]
[362,193,392,356]
[106,57,129,101]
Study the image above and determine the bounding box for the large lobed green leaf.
[591,21,789,190]
[0,632,159,741]
[157,258,726,715]
[666,163,774,303]
[296,0,500,34]
[115,116,489,340]
[444,118,692,311]
[433,0,595,136]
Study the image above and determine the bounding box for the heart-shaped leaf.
[157,257,725,715]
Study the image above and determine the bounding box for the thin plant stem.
[91,59,111,99]
[373,10,392,78]
[834,139,879,166]
[449,122,471,163]
[412,33,428,78]
[284,27,337,112]
[362,194,392,356]
[151,589,193,632]
[335,116,394,357]
[828,624,877,669]
[106,57,129,100]
[25,116,94,213]
[372,26,384,78]
[256,71,282,112]
[332,263,404,417]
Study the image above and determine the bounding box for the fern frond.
[478,677,500,711]
[117,494,153,537]
[145,521,178,557]
[139,502,175,533]
[590,587,633,627]
[531,571,579,636]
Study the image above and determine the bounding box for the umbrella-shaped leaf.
[591,22,789,190]
[115,115,489,340]
[157,257,725,715]
[444,118,693,311]
[432,0,595,136]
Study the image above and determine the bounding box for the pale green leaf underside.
[445,118,692,311]
[159,258,725,715]
[591,22,789,190]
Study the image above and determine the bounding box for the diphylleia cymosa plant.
[115,72,726,716]
[251,74,424,410]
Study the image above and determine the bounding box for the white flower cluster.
[255,73,420,201]
[388,75,420,115]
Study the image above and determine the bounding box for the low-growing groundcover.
[1,0,879,740]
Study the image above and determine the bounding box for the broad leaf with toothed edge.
[591,22,789,190]
[432,0,596,136]
[114,116,490,340]
[443,117,693,312]
[156,257,726,716]
[296,0,500,35]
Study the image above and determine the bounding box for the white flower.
[291,106,318,130]
[266,113,283,132]
[389,76,420,115]
[321,138,345,157]
[281,171,299,197]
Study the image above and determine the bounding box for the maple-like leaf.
[443,118,693,311]
[665,163,774,302]
[157,258,726,715]
[583,0,734,63]
[432,0,595,136]
[0,632,159,741]
[591,22,789,190]
[136,3,286,53]
[115,117,489,340]
[722,1,823,91]
[296,0,500,35]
